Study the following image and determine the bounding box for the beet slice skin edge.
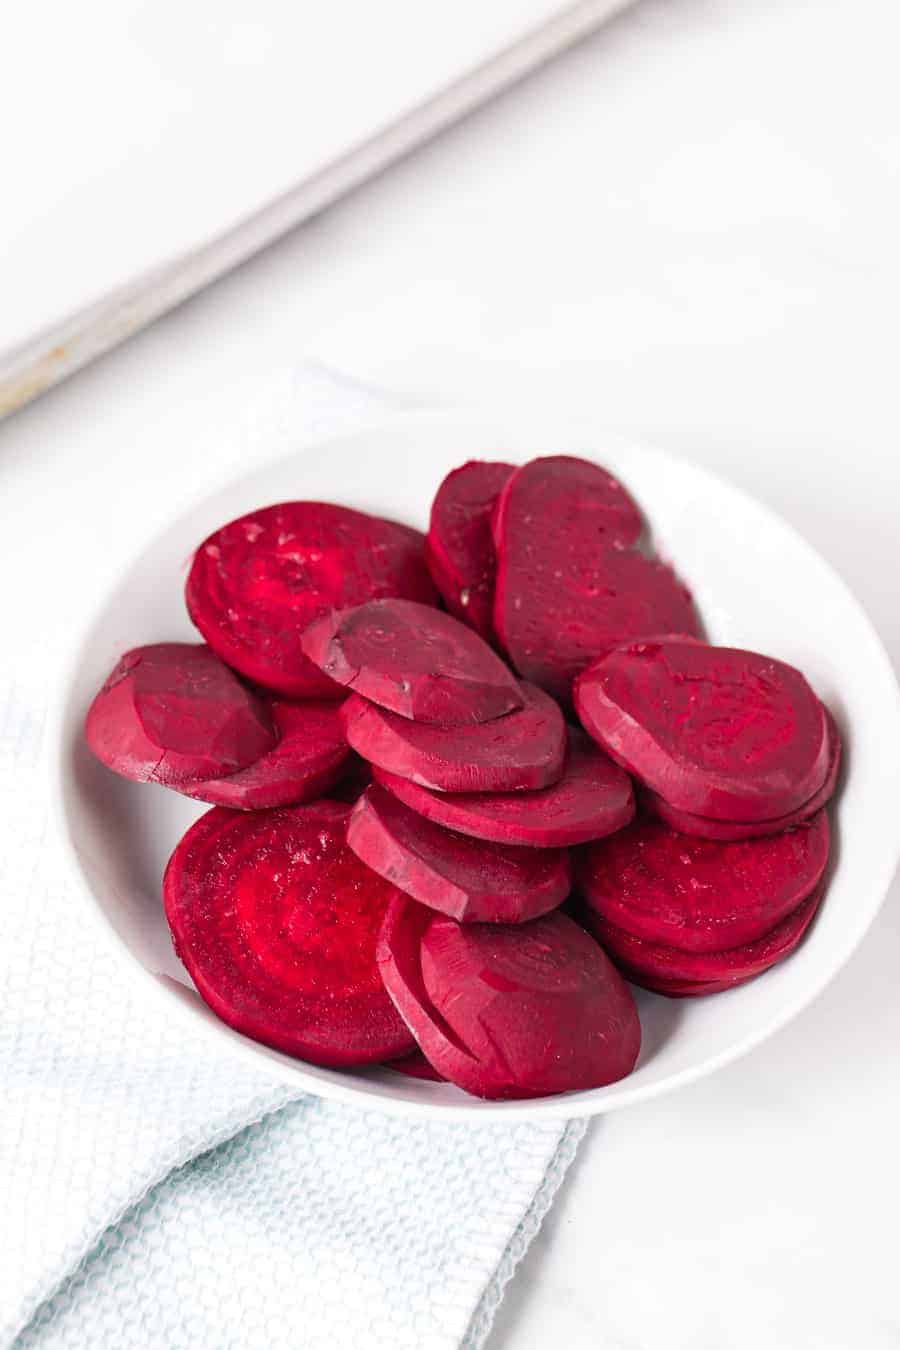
[348,784,572,924]
[186,502,437,699]
[425,459,515,639]
[301,597,523,725]
[86,643,276,786]
[163,801,415,1066]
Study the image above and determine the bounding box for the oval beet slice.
[164,802,415,1066]
[425,460,515,639]
[642,710,843,840]
[186,502,438,699]
[389,1050,445,1081]
[301,598,523,725]
[492,456,700,701]
[623,971,752,998]
[575,639,830,823]
[374,728,634,847]
[85,643,276,786]
[576,811,829,953]
[377,896,641,1100]
[585,881,825,986]
[348,785,571,923]
[340,682,565,793]
[178,700,350,809]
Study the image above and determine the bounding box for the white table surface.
[3,1,899,1347]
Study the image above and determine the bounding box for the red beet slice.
[492,456,700,700]
[348,785,571,923]
[377,897,641,1099]
[642,710,843,840]
[575,639,830,823]
[585,881,825,986]
[576,810,829,953]
[389,1051,445,1081]
[624,970,751,998]
[301,598,522,725]
[85,643,276,786]
[163,801,415,1066]
[186,502,437,699]
[178,700,350,809]
[340,682,565,793]
[374,727,634,847]
[425,460,514,638]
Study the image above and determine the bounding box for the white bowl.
[53,408,900,1120]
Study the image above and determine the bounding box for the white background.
[2,0,899,1346]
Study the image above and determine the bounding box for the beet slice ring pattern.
[340,681,565,793]
[377,896,641,1099]
[85,643,276,786]
[425,459,514,639]
[585,881,825,987]
[348,784,572,924]
[575,638,831,823]
[576,810,830,953]
[186,502,437,699]
[301,597,523,725]
[163,802,416,1066]
[373,727,634,847]
[178,700,350,809]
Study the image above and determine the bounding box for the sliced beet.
[377,896,641,1099]
[425,460,514,638]
[347,784,571,923]
[179,700,350,809]
[585,881,825,986]
[301,598,522,725]
[492,455,700,700]
[623,970,751,998]
[186,502,437,699]
[163,801,415,1066]
[575,639,830,823]
[373,727,634,847]
[85,642,276,786]
[576,810,829,953]
[340,682,565,793]
[642,710,842,840]
[389,1050,445,1081]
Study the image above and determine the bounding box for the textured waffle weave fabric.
[0,366,583,1349]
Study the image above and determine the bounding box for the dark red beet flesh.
[425,460,514,639]
[576,810,829,953]
[347,784,571,923]
[186,502,437,699]
[389,1051,445,1081]
[340,681,565,792]
[85,643,276,786]
[301,598,522,725]
[585,881,825,986]
[377,897,641,1099]
[623,970,753,997]
[492,456,700,700]
[373,727,634,847]
[179,700,350,809]
[642,710,842,840]
[575,639,830,822]
[163,801,415,1066]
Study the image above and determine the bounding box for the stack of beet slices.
[84,456,842,1100]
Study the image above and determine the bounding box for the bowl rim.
[49,405,900,1120]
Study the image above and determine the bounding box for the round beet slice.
[575,639,831,823]
[623,970,751,998]
[85,643,277,786]
[389,1051,445,1081]
[301,598,523,725]
[576,810,829,953]
[347,784,571,923]
[373,727,634,847]
[186,502,437,699]
[377,896,641,1100]
[164,801,415,1066]
[340,682,565,793]
[178,700,350,809]
[425,460,515,639]
[585,882,825,986]
[642,710,843,840]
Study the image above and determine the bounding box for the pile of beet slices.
[85,456,840,1100]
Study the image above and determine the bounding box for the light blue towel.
[1,367,582,1349]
